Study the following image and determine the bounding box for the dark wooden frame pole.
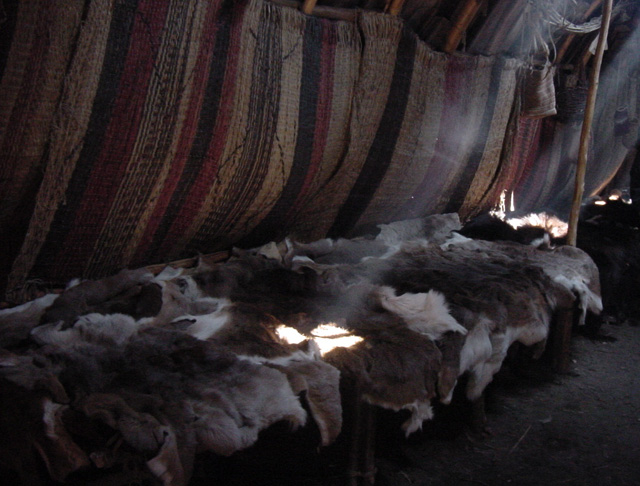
[557,0,613,374]
[567,0,614,246]
[386,0,406,16]
[556,0,604,64]
[300,0,317,15]
[444,0,485,53]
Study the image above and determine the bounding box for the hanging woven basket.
[522,63,557,118]
[556,74,589,123]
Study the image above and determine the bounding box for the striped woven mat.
[3,0,635,298]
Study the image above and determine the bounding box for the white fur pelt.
[31,313,152,348]
[172,298,233,341]
[0,293,59,347]
[376,286,467,340]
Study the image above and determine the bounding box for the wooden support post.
[470,394,487,433]
[361,402,377,486]
[347,392,362,486]
[444,0,484,53]
[566,0,614,246]
[348,384,377,486]
[552,307,575,373]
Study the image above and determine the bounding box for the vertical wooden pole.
[567,0,614,246]
[348,391,362,486]
[553,307,575,373]
[361,403,377,486]
[348,384,378,486]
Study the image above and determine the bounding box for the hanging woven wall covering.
[5,0,362,292]
[511,28,640,216]
[0,0,86,294]
[295,12,521,241]
[1,0,636,297]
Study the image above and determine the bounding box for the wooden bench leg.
[552,307,574,373]
[470,394,487,433]
[348,394,377,486]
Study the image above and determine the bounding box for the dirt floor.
[373,321,640,486]
[193,320,640,486]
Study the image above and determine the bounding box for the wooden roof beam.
[271,0,358,21]
[444,0,485,53]
[556,0,604,64]
[300,0,317,15]
[386,0,407,16]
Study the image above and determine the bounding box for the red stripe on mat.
[54,0,170,274]
[133,1,223,262]
[157,4,246,256]
[287,20,336,219]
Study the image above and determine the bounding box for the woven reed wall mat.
[253,9,524,243]
[2,0,634,300]
[0,0,86,296]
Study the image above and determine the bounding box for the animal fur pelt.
[0,215,603,484]
[0,293,59,347]
[173,300,343,447]
[41,268,157,326]
[2,325,309,486]
[371,238,590,401]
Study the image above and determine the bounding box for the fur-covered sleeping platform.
[0,214,601,485]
